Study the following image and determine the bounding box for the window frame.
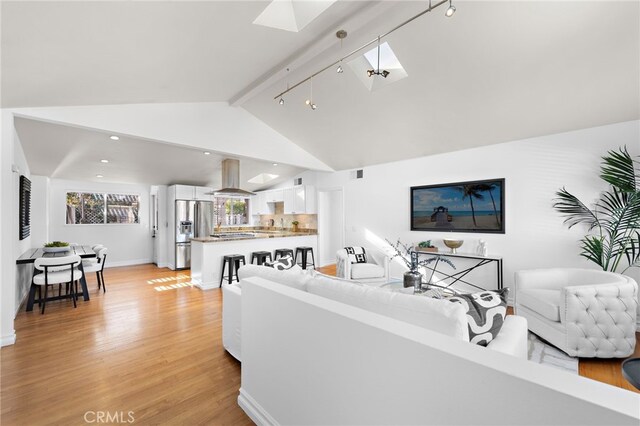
[65,190,141,226]
[212,195,250,226]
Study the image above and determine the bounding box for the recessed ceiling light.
[100,159,109,163]
[110,135,119,141]
[204,151,211,155]
[273,163,278,166]
[96,174,104,178]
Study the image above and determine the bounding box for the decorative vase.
[403,270,423,291]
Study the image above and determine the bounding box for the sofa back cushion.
[307,275,469,341]
[238,264,311,291]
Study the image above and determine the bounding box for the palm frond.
[624,231,640,269]
[553,188,599,229]
[600,146,638,192]
[580,236,605,269]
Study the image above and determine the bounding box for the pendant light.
[367,37,390,79]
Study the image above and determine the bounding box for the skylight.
[253,0,337,33]
[348,41,408,92]
[248,173,279,185]
[363,42,403,70]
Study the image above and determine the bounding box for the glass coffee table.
[379,281,457,299]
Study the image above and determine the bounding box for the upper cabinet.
[194,186,213,201]
[295,185,316,214]
[252,191,270,215]
[252,185,316,215]
[174,184,195,200]
[265,189,284,203]
[171,185,213,201]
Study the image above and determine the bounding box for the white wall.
[30,175,50,247]
[308,120,640,290]
[45,178,153,267]
[151,185,168,267]
[13,131,33,314]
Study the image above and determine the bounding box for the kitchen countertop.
[191,231,317,243]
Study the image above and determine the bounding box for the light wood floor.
[2,264,638,426]
[1,264,252,425]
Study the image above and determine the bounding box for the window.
[213,197,249,226]
[66,192,139,224]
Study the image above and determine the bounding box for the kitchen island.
[190,231,318,290]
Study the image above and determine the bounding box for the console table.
[415,251,503,291]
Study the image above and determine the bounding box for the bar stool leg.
[219,258,227,287]
[228,259,235,285]
[310,249,316,269]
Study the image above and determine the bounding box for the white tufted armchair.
[336,247,389,284]
[515,268,638,358]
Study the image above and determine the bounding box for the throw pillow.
[344,246,367,264]
[265,255,295,271]
[448,288,509,346]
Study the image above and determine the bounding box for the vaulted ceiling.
[3,1,639,178]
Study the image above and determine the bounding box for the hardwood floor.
[2,263,637,426]
[1,264,252,425]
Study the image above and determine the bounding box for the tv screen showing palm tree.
[411,178,505,233]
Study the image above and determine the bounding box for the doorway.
[317,188,344,267]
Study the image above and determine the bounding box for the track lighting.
[335,30,347,74]
[273,0,456,108]
[279,97,285,105]
[445,0,456,17]
[305,79,317,110]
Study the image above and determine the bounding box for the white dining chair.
[32,255,83,314]
[83,248,108,293]
[83,244,104,267]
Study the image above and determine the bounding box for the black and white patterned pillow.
[448,288,509,346]
[265,255,295,271]
[344,246,367,264]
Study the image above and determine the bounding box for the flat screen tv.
[411,178,505,233]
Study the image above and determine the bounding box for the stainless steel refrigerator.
[175,200,214,269]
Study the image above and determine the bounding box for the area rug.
[528,332,578,374]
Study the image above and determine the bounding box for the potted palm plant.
[553,147,640,273]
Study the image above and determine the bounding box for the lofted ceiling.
[14,117,304,190]
[3,1,639,176]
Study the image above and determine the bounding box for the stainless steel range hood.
[209,159,255,197]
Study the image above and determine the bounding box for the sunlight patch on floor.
[147,274,190,285]
[154,282,194,292]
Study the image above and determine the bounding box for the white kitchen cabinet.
[284,185,316,214]
[175,184,194,200]
[283,187,295,214]
[195,186,213,201]
[252,191,270,215]
[265,189,284,203]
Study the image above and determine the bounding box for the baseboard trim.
[1,332,16,347]
[105,259,152,268]
[193,281,218,291]
[238,388,278,426]
[155,262,168,268]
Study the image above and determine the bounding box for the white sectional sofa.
[226,266,640,425]
[222,264,528,362]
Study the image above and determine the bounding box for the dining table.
[17,245,96,311]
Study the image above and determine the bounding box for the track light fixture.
[305,79,317,110]
[279,97,285,105]
[273,0,454,106]
[335,29,347,74]
[445,0,456,17]
[367,37,390,79]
